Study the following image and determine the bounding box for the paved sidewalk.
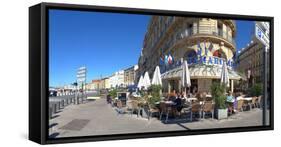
[49,97,265,138]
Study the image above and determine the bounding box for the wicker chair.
[237,99,245,112]
[127,100,140,117]
[116,100,125,114]
[251,97,258,109]
[202,101,214,119]
[190,102,202,121]
[147,104,160,120]
[159,102,172,123]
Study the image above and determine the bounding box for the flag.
[167,52,173,65]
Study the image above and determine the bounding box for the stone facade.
[124,65,138,86]
[236,38,268,86]
[138,16,237,93]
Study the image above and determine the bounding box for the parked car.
[49,90,57,97]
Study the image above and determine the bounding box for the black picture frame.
[29,2,274,144]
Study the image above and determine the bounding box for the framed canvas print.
[29,2,274,144]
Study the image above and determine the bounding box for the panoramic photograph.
[48,9,271,138]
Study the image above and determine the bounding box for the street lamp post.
[254,21,269,126]
[263,45,268,126]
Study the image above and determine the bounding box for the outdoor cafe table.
[237,96,253,110]
[206,94,212,98]
[186,97,197,103]
[155,101,176,105]
[226,96,252,103]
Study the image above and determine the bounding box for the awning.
[161,64,246,80]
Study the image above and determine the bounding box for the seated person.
[226,91,236,114]
[168,90,177,101]
[172,94,183,113]
[226,91,235,102]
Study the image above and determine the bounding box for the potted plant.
[147,84,162,107]
[141,85,162,118]
[211,82,228,120]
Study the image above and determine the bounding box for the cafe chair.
[147,104,160,120]
[237,99,245,112]
[159,102,172,123]
[250,97,258,109]
[126,100,140,117]
[116,100,125,115]
[190,102,202,121]
[202,101,214,119]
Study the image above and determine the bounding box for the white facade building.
[108,70,125,88]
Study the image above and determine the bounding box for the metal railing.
[176,28,236,47]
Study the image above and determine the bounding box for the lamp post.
[262,45,268,126]
[254,21,269,126]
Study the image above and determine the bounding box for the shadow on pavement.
[49,132,60,138]
[51,115,60,119]
[49,123,58,128]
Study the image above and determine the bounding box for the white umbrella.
[221,61,230,87]
[151,66,162,86]
[143,71,151,90]
[137,75,144,89]
[182,60,191,88]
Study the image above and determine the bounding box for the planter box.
[215,108,228,120]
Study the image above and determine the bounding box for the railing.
[213,29,236,46]
[176,28,236,47]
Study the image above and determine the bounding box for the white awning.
[161,64,246,80]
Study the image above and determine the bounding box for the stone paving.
[49,97,267,138]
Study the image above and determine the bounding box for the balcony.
[177,28,236,48]
[214,29,236,47]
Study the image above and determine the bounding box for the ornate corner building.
[137,16,243,93]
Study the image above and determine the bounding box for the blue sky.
[49,9,254,87]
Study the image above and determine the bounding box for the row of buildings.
[86,65,139,90]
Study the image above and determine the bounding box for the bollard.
[61,100,64,108]
[58,101,61,109]
[49,107,52,119]
[62,99,65,107]
[52,104,55,114]
[55,103,59,112]
[53,103,57,113]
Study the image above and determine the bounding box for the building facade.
[138,16,242,93]
[124,65,138,86]
[99,77,110,89]
[108,70,125,88]
[236,38,268,87]
[92,79,101,90]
